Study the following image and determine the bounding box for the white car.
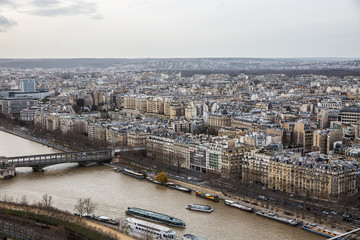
[259,195,267,201]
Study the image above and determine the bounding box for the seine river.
[0,131,324,240]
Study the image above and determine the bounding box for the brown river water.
[0,131,324,240]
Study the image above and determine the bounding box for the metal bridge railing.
[327,228,360,240]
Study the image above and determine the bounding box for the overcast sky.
[0,0,359,58]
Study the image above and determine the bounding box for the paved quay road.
[0,131,324,240]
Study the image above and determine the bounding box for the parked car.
[259,195,267,201]
[322,210,330,215]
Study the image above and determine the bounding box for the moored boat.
[186,204,213,213]
[256,210,297,226]
[183,234,208,240]
[195,191,219,202]
[146,176,165,185]
[121,168,145,179]
[300,222,341,238]
[126,217,178,240]
[125,207,186,228]
[167,182,192,193]
[96,216,119,225]
[224,200,253,212]
[72,213,119,225]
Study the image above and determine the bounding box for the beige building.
[242,150,357,200]
[293,121,314,152]
[208,110,231,131]
[146,97,164,114]
[169,103,185,119]
[312,129,342,154]
[127,131,147,147]
[135,96,148,113]
[164,100,171,116]
[185,102,197,121]
[123,95,136,109]
[267,157,356,200]
[231,118,257,131]
[106,128,128,146]
[221,145,255,178]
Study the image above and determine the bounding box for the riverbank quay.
[0,202,135,240]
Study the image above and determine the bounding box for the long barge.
[300,222,341,238]
[224,200,253,212]
[166,182,192,193]
[121,168,145,179]
[256,210,297,226]
[195,191,219,202]
[125,207,186,228]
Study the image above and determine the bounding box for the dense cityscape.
[0,58,359,239]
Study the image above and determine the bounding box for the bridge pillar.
[32,166,45,172]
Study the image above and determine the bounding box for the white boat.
[224,200,253,212]
[121,168,145,179]
[183,234,208,240]
[256,211,297,226]
[126,217,178,240]
[186,204,213,213]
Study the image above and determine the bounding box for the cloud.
[28,0,100,19]
[0,15,17,32]
[31,0,61,7]
[0,0,18,8]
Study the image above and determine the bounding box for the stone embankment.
[0,202,135,240]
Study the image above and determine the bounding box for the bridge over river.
[7,149,113,171]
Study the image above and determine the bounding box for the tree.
[155,172,168,183]
[83,198,97,216]
[19,195,28,205]
[74,197,97,216]
[74,198,86,216]
[41,194,53,208]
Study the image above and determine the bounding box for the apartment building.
[243,150,357,200]
[338,106,360,124]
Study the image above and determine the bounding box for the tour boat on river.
[256,210,297,226]
[125,207,186,228]
[224,200,253,212]
[300,222,341,238]
[126,217,178,239]
[186,204,213,213]
[195,191,219,202]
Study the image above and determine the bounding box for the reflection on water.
[0,131,324,240]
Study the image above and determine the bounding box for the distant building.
[338,106,360,124]
[20,107,40,121]
[1,98,38,115]
[20,79,36,92]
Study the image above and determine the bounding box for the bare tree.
[19,195,28,205]
[74,198,86,216]
[41,194,53,208]
[74,197,97,216]
[83,198,97,215]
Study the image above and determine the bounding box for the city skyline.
[0,0,359,58]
